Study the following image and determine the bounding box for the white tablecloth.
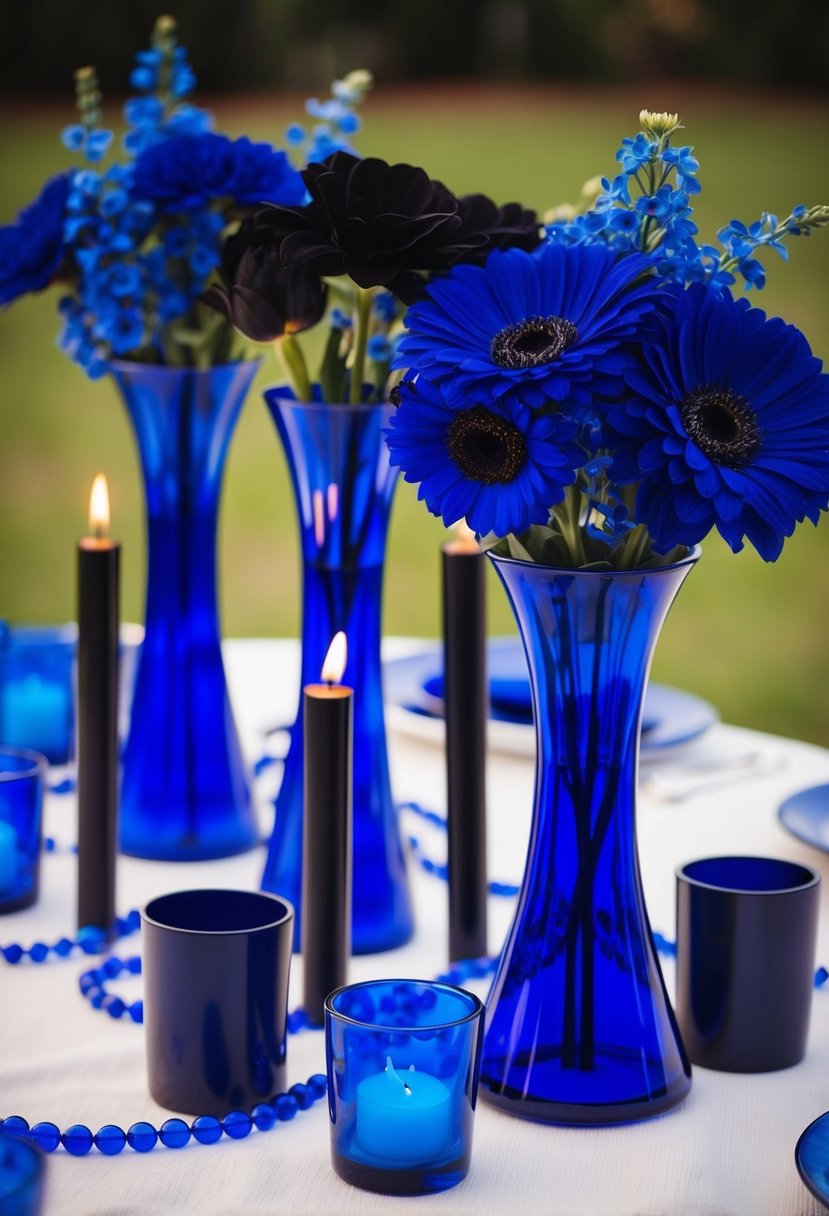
[3,638,829,1216]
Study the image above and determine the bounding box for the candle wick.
[403,1084,412,1095]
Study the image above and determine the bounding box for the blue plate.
[796,1110,829,1209]
[778,784,829,854]
[384,637,718,756]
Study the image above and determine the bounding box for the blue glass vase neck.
[261,392,413,956]
[113,361,259,861]
[480,551,697,1124]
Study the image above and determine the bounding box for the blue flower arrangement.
[385,111,829,564]
[0,15,371,376]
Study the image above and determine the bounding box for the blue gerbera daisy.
[394,242,660,409]
[385,377,583,537]
[608,283,829,560]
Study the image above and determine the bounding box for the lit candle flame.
[321,631,347,685]
[385,1057,412,1095]
[88,474,110,538]
[451,517,479,552]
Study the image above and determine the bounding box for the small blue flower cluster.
[285,69,373,166]
[546,120,822,295]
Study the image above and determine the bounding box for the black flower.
[452,194,542,265]
[256,151,491,304]
[200,217,326,343]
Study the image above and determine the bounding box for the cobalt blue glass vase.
[261,391,413,955]
[113,361,259,861]
[480,548,698,1125]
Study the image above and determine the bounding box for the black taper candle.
[302,633,353,1025]
[442,531,488,962]
[77,474,120,936]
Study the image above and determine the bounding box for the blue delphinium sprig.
[284,69,374,167]
[546,109,829,295]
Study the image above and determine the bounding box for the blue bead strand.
[1,909,140,966]
[0,1075,328,1156]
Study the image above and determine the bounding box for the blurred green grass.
[1,84,828,744]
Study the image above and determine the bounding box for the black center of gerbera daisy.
[446,405,527,484]
[679,384,762,468]
[490,315,579,369]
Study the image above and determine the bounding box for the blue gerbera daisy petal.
[394,242,662,407]
[385,377,583,537]
[607,282,829,560]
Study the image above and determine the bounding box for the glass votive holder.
[0,623,76,765]
[142,889,294,1114]
[324,979,485,1196]
[0,747,46,914]
[676,855,821,1072]
[0,1126,45,1215]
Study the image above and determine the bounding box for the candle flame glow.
[385,1057,412,1095]
[88,474,110,537]
[452,517,479,552]
[321,631,347,684]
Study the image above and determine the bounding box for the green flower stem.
[275,335,312,403]
[349,287,373,405]
[318,325,346,404]
[557,485,587,567]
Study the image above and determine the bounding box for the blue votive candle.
[0,1124,45,1215]
[0,624,75,765]
[0,747,46,914]
[325,979,484,1195]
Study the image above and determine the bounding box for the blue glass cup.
[0,624,75,765]
[324,979,484,1195]
[0,1126,45,1215]
[141,889,294,1115]
[0,747,46,914]
[676,855,820,1072]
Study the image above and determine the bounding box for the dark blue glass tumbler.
[0,1126,45,1216]
[325,979,484,1196]
[0,747,45,913]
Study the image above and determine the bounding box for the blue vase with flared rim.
[260,390,413,955]
[480,547,697,1125]
[113,360,259,861]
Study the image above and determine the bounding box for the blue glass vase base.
[479,1047,691,1126]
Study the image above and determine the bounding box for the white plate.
[384,637,718,760]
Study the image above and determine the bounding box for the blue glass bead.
[103,957,123,978]
[126,910,141,931]
[286,1009,306,1034]
[103,996,127,1019]
[127,1122,158,1152]
[308,1074,327,1099]
[79,973,98,994]
[115,916,129,937]
[62,1124,94,1155]
[3,944,24,964]
[2,1116,29,1136]
[274,1094,298,1121]
[251,1103,276,1132]
[30,1121,61,1152]
[191,1115,222,1145]
[816,966,829,988]
[89,988,106,1009]
[127,956,142,974]
[128,1001,144,1023]
[44,836,56,852]
[222,1111,252,1140]
[55,938,74,957]
[95,1124,127,1155]
[160,1118,190,1149]
[29,942,49,963]
[288,1083,313,1110]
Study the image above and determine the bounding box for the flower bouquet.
[383,110,829,1123]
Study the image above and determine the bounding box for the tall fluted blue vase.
[261,391,413,955]
[480,548,698,1124]
[113,360,259,861]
